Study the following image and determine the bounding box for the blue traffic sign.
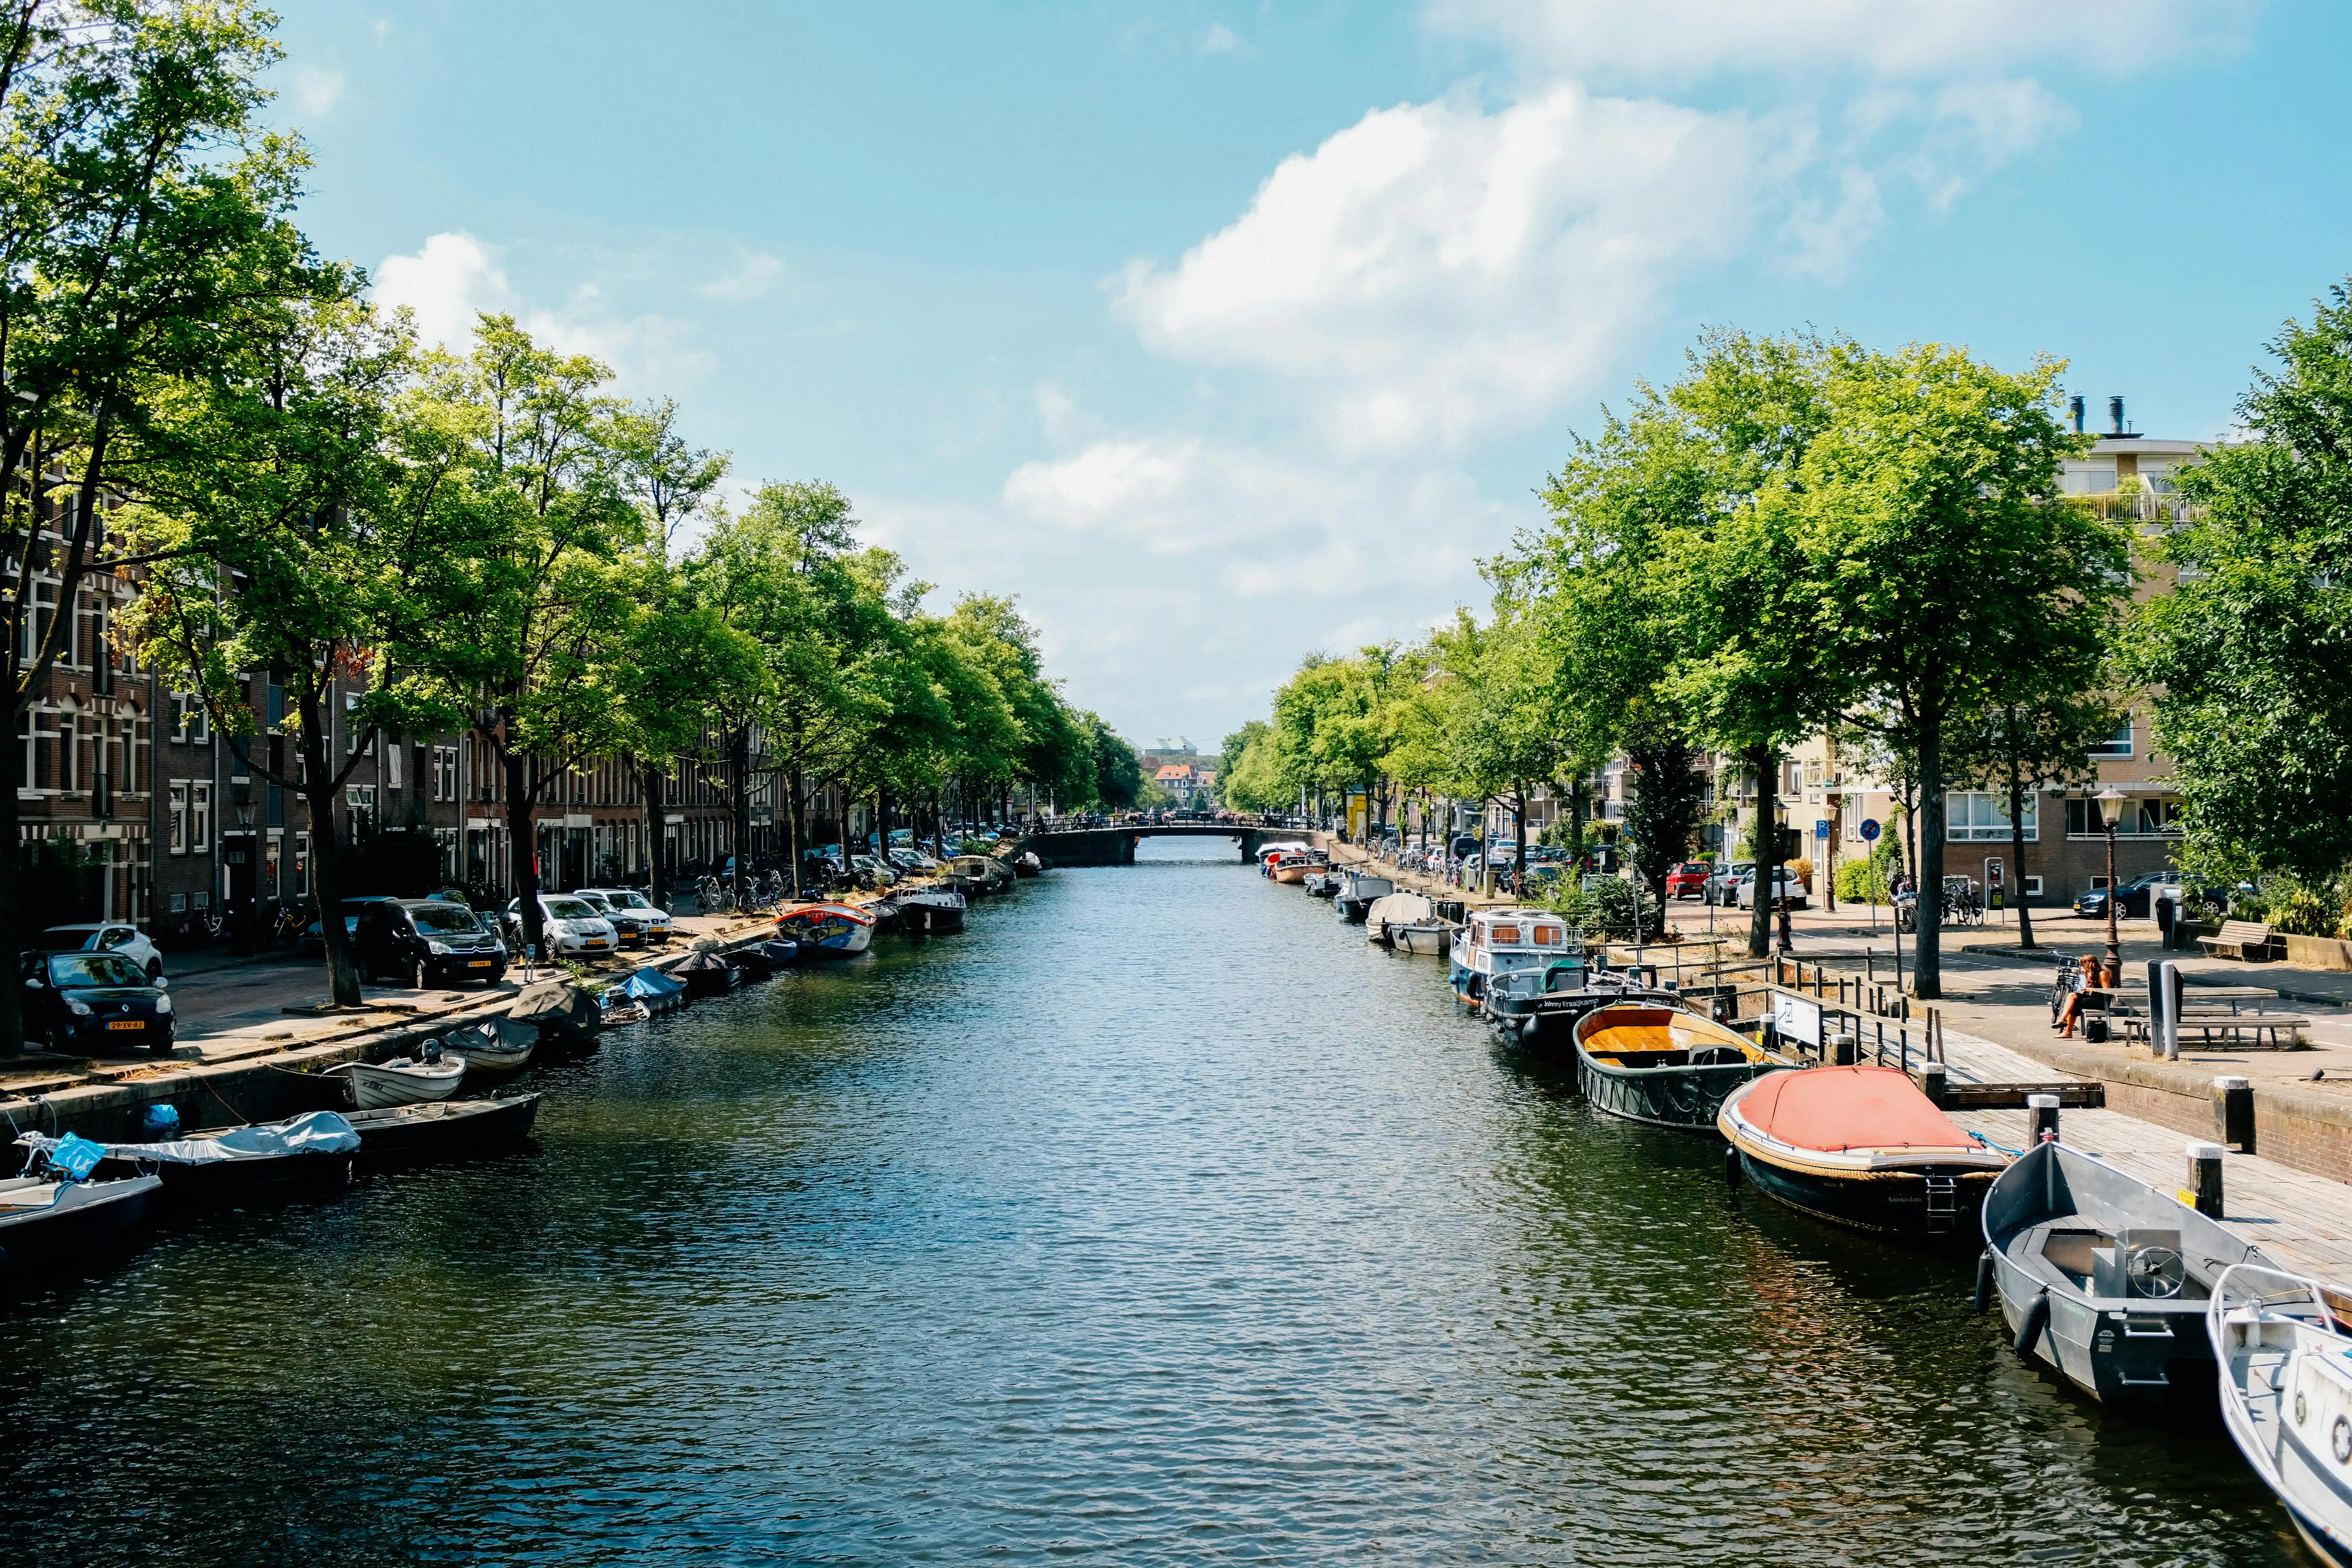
[1859,818,1881,842]
[1813,819,1831,840]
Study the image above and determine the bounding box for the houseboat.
[1446,907,1572,1008]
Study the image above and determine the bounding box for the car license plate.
[106,1020,143,1031]
[586,940,607,949]
[468,959,491,968]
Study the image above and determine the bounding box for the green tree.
[1794,343,2124,995]
[1089,715,1143,810]
[2130,280,2352,887]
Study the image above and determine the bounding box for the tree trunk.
[1916,723,1945,999]
[0,724,24,1053]
[2008,752,2034,950]
[787,766,806,893]
[1569,780,1587,870]
[298,692,365,1007]
[729,726,752,906]
[1512,779,1529,895]
[1748,742,1776,960]
[504,745,545,957]
[640,759,667,910]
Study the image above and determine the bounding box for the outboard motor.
[421,1038,444,1064]
[141,1103,181,1138]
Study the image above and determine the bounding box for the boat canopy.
[22,1109,360,1166]
[1365,892,1435,926]
[1737,1066,1973,1152]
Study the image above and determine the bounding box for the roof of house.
[1154,764,1194,781]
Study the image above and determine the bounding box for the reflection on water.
[0,838,2307,1564]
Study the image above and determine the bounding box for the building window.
[2065,795,2185,838]
[1945,790,2036,842]
[385,739,404,791]
[189,782,212,853]
[2087,719,2134,759]
[434,746,457,802]
[16,709,31,789]
[292,832,310,897]
[264,832,281,897]
[168,782,189,854]
[347,783,377,827]
[345,693,363,755]
[57,710,76,793]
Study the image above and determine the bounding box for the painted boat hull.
[0,1175,163,1273]
[895,893,967,935]
[1719,1075,2002,1239]
[773,906,877,956]
[334,1059,466,1110]
[2211,1268,2352,1568]
[1386,922,1454,956]
[346,1094,542,1163]
[1578,1049,1775,1130]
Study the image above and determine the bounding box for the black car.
[19,951,174,1056]
[303,895,400,958]
[352,898,508,987]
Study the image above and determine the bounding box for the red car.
[1667,861,1715,900]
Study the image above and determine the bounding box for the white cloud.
[374,232,715,390]
[1113,83,1760,453]
[294,65,345,118]
[699,252,784,300]
[1033,383,1102,446]
[1426,0,2255,83]
[1200,22,1250,56]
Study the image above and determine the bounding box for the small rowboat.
[1014,851,1043,877]
[56,1111,361,1200]
[0,1142,162,1273]
[330,1051,466,1110]
[1719,1065,2008,1238]
[1573,1003,1788,1130]
[438,1018,537,1077]
[2210,1264,2352,1566]
[346,1094,543,1163]
[1986,1140,2270,1406]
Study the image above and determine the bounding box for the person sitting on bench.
[2054,955,2097,1038]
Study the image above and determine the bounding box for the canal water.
[0,840,2310,1564]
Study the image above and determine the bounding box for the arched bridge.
[1013,824,1321,867]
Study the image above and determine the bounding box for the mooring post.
[2187,1142,2226,1218]
[1921,1061,1947,1106]
[2028,1092,2060,1144]
[2214,1075,2255,1153]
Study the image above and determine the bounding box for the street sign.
[1859,818,1881,842]
[1813,819,1831,840]
[1772,992,1823,1049]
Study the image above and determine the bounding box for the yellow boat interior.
[1578,1006,1772,1070]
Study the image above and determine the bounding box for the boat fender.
[1723,1145,1742,1190]
[1973,1250,1994,1314]
[2013,1289,2050,1357]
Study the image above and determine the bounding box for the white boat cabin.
[1449,907,1572,1001]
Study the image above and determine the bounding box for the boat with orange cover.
[1573,1003,1790,1131]
[1718,1065,2009,1238]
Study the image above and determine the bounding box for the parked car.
[303,895,401,959]
[32,922,164,981]
[2074,871,2180,922]
[849,854,898,888]
[1666,862,1715,900]
[503,894,621,959]
[886,848,939,873]
[1703,862,1754,906]
[1448,833,1482,860]
[353,898,508,987]
[1733,866,1809,911]
[18,949,173,1056]
[576,887,673,945]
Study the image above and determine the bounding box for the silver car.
[575,887,673,946]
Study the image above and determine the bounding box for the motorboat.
[620,965,688,1013]
[895,886,967,935]
[45,1111,362,1200]
[0,1135,161,1272]
[1719,1066,2009,1238]
[1303,869,1342,898]
[346,1094,543,1163]
[1984,1140,2271,1406]
[2210,1264,2352,1566]
[1254,841,1311,876]
[1447,907,1573,1007]
[1573,1002,1790,1131]
[945,855,1011,896]
[437,1017,537,1078]
[773,901,878,957]
[670,949,739,998]
[757,938,804,969]
[1364,891,1456,956]
[864,898,905,936]
[1270,851,1321,886]
[1333,871,1396,924]
[1014,851,1043,878]
[329,1047,466,1110]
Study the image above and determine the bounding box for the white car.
[575,887,673,946]
[505,894,621,958]
[34,922,164,980]
[1733,867,1810,911]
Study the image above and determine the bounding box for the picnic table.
[2087,984,2283,1015]
[2086,985,2310,1047]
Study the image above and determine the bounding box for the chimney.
[2069,394,2085,434]
[2109,395,2126,436]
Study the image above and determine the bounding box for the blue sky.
[266,0,2352,750]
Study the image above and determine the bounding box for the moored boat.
[1254,841,1310,876]
[773,902,877,957]
[329,1048,466,1109]
[1334,871,1395,923]
[346,1094,543,1163]
[1447,907,1572,1007]
[0,1136,161,1274]
[1304,869,1341,898]
[1270,851,1320,886]
[437,1017,537,1077]
[58,1111,362,1200]
[1573,1002,1788,1130]
[670,949,739,998]
[2210,1263,2352,1566]
[895,886,967,935]
[1719,1066,2008,1238]
[1014,851,1043,877]
[1984,1140,2270,1406]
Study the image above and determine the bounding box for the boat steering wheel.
[2125,1244,2186,1299]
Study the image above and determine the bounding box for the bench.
[2199,920,2283,962]
[2116,1007,2310,1049]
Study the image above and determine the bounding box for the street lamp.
[2096,785,2126,985]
